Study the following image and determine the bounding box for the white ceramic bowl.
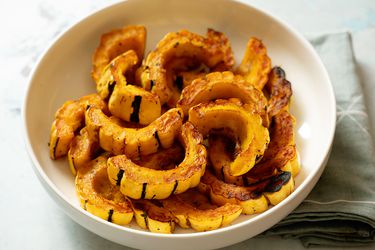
[23,0,336,249]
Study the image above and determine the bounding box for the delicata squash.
[75,155,133,225]
[85,107,183,158]
[92,25,146,83]
[140,29,234,105]
[236,37,271,90]
[162,189,242,232]
[189,100,270,176]
[107,122,207,199]
[49,94,107,159]
[266,66,292,117]
[245,110,299,184]
[68,127,100,176]
[198,170,269,215]
[132,200,175,234]
[199,169,294,211]
[177,71,268,126]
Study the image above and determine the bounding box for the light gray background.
[1,0,374,249]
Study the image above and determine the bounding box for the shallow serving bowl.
[23,0,336,249]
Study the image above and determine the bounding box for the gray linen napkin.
[263,32,375,247]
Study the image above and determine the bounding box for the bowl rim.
[22,0,336,239]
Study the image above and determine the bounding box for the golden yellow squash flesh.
[96,50,139,100]
[266,66,292,118]
[92,25,146,83]
[68,127,100,176]
[198,171,269,215]
[245,110,299,184]
[106,122,207,199]
[140,29,234,105]
[132,200,175,234]
[236,37,271,90]
[162,189,242,232]
[75,155,133,226]
[85,107,183,158]
[49,94,107,160]
[189,100,269,176]
[177,71,268,126]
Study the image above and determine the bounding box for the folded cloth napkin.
[262,32,375,247]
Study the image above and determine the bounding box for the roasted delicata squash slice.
[96,50,138,100]
[266,66,292,117]
[75,155,133,225]
[140,29,234,104]
[92,25,146,83]
[263,171,295,205]
[245,110,298,183]
[162,189,242,232]
[133,144,184,170]
[132,200,175,234]
[189,100,269,176]
[107,122,206,199]
[68,127,100,176]
[198,171,269,215]
[177,71,268,126]
[208,135,244,186]
[85,107,183,158]
[236,37,271,90]
[49,94,107,159]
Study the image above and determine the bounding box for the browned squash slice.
[236,37,271,90]
[85,107,183,158]
[177,71,268,126]
[106,122,207,199]
[92,25,146,83]
[266,66,292,117]
[133,144,184,170]
[140,29,234,104]
[198,171,269,215]
[96,50,138,100]
[75,155,133,225]
[49,94,107,159]
[263,171,295,205]
[245,110,298,184]
[132,200,175,233]
[162,189,242,231]
[208,135,244,186]
[188,100,269,176]
[68,127,100,176]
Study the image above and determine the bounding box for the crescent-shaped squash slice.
[106,122,207,199]
[49,94,107,159]
[236,37,271,90]
[85,107,183,158]
[198,171,269,215]
[92,25,146,83]
[188,100,269,176]
[68,127,100,176]
[96,50,138,100]
[263,171,295,205]
[245,110,298,184]
[266,66,292,117]
[131,200,175,234]
[75,155,133,226]
[208,135,244,186]
[177,71,268,126]
[162,189,242,232]
[133,144,184,170]
[140,29,234,104]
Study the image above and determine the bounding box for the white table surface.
[1,0,375,249]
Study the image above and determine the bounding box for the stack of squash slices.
[49,25,300,233]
